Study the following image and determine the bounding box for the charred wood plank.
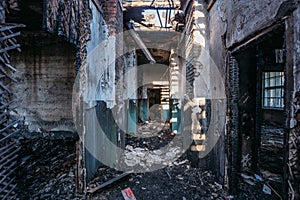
[87,173,131,194]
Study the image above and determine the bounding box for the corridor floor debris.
[87,121,226,200]
[88,153,226,200]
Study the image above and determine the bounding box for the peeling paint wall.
[86,1,115,107]
[208,0,227,75]
[82,0,117,183]
[226,0,287,48]
[80,0,127,186]
[11,33,76,133]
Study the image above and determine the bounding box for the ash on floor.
[16,138,83,200]
[14,123,283,200]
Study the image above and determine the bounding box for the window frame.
[262,71,285,110]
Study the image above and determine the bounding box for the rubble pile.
[16,138,82,199]
[136,121,170,137]
[121,121,185,170]
[14,122,283,199]
[123,145,182,168]
[88,121,226,199]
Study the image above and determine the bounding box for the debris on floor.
[123,145,183,168]
[87,173,131,194]
[88,151,226,200]
[15,138,83,200]
[84,122,226,199]
[136,121,170,137]
[14,123,284,199]
[237,171,283,200]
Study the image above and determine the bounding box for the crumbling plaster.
[225,0,288,48]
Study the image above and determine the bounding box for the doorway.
[233,25,286,197]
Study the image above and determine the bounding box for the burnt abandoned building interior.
[0,0,300,199]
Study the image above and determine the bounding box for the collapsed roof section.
[123,0,184,31]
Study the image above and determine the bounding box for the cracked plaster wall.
[225,0,287,48]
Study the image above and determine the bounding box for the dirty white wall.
[193,1,211,98]
[141,64,169,85]
[86,3,115,108]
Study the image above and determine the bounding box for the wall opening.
[231,25,286,197]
